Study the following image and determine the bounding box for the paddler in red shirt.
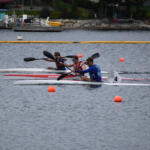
[65,56,86,72]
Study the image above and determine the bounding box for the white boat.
[14,80,150,86]
[0,68,149,75]
[0,68,71,73]
[17,36,23,40]
[4,74,150,81]
[0,68,108,74]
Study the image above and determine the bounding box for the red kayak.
[4,74,77,79]
[4,74,150,81]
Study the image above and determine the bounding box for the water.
[0,30,150,150]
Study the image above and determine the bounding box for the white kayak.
[4,74,150,82]
[0,68,71,73]
[0,68,149,75]
[0,68,108,74]
[14,80,150,86]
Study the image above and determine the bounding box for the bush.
[146,11,150,19]
[50,10,62,19]
[75,7,89,19]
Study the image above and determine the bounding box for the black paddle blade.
[91,53,100,59]
[24,57,37,62]
[57,73,68,80]
[65,55,77,58]
[43,51,55,60]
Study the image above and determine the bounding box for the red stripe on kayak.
[4,74,150,81]
[4,74,77,78]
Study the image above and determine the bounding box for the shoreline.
[1,19,150,31]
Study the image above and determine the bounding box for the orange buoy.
[78,54,83,58]
[120,58,125,62]
[48,86,56,92]
[114,96,122,102]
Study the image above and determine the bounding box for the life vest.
[74,61,83,71]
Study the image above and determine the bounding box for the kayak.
[4,74,150,81]
[0,68,108,74]
[1,68,149,75]
[14,79,150,86]
[4,74,80,80]
[0,68,71,73]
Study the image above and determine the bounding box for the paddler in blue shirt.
[54,52,66,70]
[44,52,66,70]
[75,57,102,82]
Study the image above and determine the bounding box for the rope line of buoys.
[0,41,150,44]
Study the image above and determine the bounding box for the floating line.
[0,41,150,44]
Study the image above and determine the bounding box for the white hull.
[0,68,71,73]
[0,68,108,74]
[4,75,150,82]
[14,80,150,86]
[0,68,149,75]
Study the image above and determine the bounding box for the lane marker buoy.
[78,54,83,58]
[120,58,125,62]
[48,86,56,92]
[114,96,122,102]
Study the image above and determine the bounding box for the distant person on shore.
[17,18,21,26]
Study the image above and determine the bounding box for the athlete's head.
[72,56,79,64]
[86,57,93,67]
[54,52,61,58]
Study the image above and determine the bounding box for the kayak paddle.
[43,51,55,60]
[43,50,76,59]
[91,53,100,59]
[24,57,44,62]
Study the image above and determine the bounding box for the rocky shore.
[59,19,150,30]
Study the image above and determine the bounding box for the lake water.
[0,30,150,150]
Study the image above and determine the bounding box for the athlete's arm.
[75,67,93,74]
[81,64,87,70]
[62,58,67,61]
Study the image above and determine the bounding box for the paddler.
[44,52,66,70]
[64,56,86,72]
[74,57,102,82]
